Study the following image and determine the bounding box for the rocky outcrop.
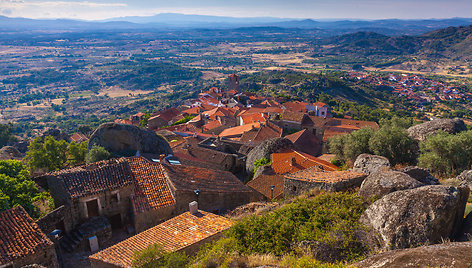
[456,170,472,195]
[360,185,469,250]
[353,154,391,175]
[355,242,472,268]
[407,118,467,141]
[88,123,172,156]
[246,138,294,174]
[0,146,22,160]
[253,164,275,179]
[401,166,440,185]
[358,169,424,199]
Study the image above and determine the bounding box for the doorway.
[86,199,99,218]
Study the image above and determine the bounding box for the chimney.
[159,154,166,164]
[189,201,198,215]
[290,157,296,166]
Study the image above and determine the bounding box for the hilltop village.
[0,74,383,268]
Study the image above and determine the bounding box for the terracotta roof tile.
[247,175,284,200]
[128,157,175,212]
[286,169,366,184]
[219,122,262,138]
[89,211,233,268]
[285,129,321,156]
[0,206,53,265]
[271,149,340,175]
[50,158,134,199]
[163,165,252,193]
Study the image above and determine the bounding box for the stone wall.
[173,190,253,216]
[36,205,67,235]
[10,243,58,268]
[133,205,175,233]
[283,175,367,198]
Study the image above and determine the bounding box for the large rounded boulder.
[358,169,424,199]
[407,118,467,141]
[456,170,472,195]
[88,123,172,156]
[246,137,294,174]
[360,185,469,251]
[401,166,439,185]
[355,242,472,268]
[353,154,391,175]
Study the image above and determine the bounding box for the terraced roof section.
[50,158,134,198]
[128,157,175,213]
[163,164,252,193]
[0,206,53,265]
[286,168,366,183]
[89,211,233,268]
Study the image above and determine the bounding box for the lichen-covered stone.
[355,242,472,268]
[360,185,469,251]
[246,137,294,174]
[358,169,424,199]
[353,154,391,175]
[88,123,172,156]
[401,166,439,185]
[407,118,467,141]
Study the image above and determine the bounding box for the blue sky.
[1,0,471,20]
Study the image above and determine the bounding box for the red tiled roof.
[202,120,223,132]
[50,158,134,199]
[247,175,284,200]
[0,206,53,265]
[240,122,282,143]
[49,157,175,212]
[281,111,310,124]
[271,149,340,175]
[89,211,233,268]
[219,122,262,138]
[286,169,366,184]
[128,157,175,213]
[163,164,252,193]
[70,133,88,143]
[285,129,321,156]
[283,101,309,112]
[240,113,267,125]
[322,125,361,142]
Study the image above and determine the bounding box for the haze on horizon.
[0,0,471,21]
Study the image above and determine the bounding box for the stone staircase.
[59,217,111,253]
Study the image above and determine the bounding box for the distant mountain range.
[1,13,472,36]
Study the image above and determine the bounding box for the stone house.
[89,207,233,268]
[45,156,257,234]
[0,206,58,268]
[247,174,284,201]
[45,158,136,233]
[285,129,322,156]
[284,168,367,197]
[162,164,262,215]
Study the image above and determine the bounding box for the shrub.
[132,243,189,268]
[228,192,369,260]
[253,158,271,175]
[86,145,111,163]
[419,130,472,177]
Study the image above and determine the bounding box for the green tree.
[0,160,47,218]
[0,123,13,147]
[418,130,472,176]
[25,136,68,172]
[68,141,88,165]
[86,145,111,163]
[369,126,418,165]
[139,113,151,128]
[343,127,375,162]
